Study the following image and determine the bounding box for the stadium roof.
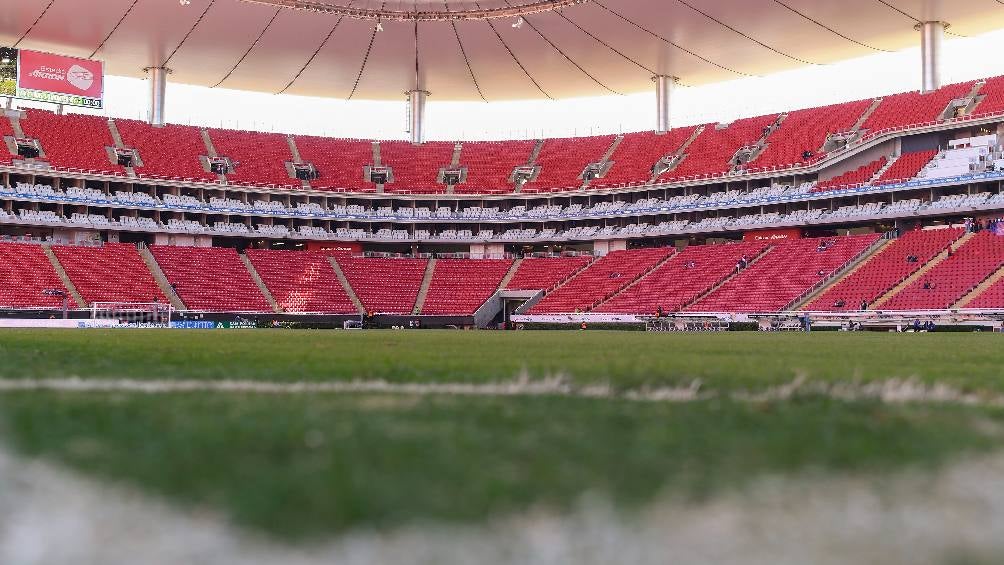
[2,0,1004,101]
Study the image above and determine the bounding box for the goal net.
[91,302,173,326]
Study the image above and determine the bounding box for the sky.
[11,28,1004,141]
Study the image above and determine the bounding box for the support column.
[144,66,172,126]
[407,89,430,145]
[653,75,677,134]
[916,22,947,93]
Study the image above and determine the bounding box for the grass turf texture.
[2,392,1003,540]
[4,329,1004,540]
[2,329,1004,393]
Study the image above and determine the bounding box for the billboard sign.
[0,46,103,109]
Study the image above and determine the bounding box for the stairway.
[871,232,975,309]
[498,258,523,290]
[41,245,87,308]
[680,246,774,311]
[650,124,704,182]
[287,135,312,189]
[412,258,437,315]
[952,263,1004,308]
[852,98,883,132]
[328,256,366,314]
[581,135,625,190]
[591,252,677,311]
[239,254,282,313]
[199,128,227,183]
[9,113,25,138]
[371,141,384,193]
[138,245,187,310]
[791,237,892,311]
[868,156,897,183]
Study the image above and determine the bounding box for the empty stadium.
[5,1,1004,563]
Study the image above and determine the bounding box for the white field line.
[0,376,1003,407]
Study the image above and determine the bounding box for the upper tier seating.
[380,141,455,194]
[874,150,939,185]
[52,243,166,306]
[861,82,975,132]
[0,242,68,308]
[963,261,1004,309]
[806,227,964,311]
[116,119,217,181]
[294,136,375,192]
[881,231,1004,310]
[753,100,872,170]
[338,257,428,314]
[814,157,887,192]
[522,136,616,193]
[595,241,769,314]
[530,247,674,313]
[209,129,296,187]
[0,115,14,165]
[595,127,697,187]
[458,140,535,194]
[150,245,272,312]
[245,249,357,313]
[974,76,1004,117]
[662,115,779,180]
[504,256,593,291]
[421,259,513,315]
[20,110,122,174]
[688,234,881,312]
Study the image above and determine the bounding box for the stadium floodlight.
[512,17,524,29]
[235,0,589,22]
[376,21,384,32]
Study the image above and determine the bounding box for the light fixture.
[376,21,384,32]
[512,16,524,28]
[180,0,191,5]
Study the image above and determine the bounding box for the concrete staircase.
[852,98,883,132]
[650,124,704,182]
[952,263,1004,308]
[138,245,187,310]
[412,258,437,315]
[41,245,87,308]
[200,128,227,183]
[679,246,774,311]
[287,135,312,189]
[498,258,523,290]
[871,232,975,309]
[591,252,677,311]
[791,237,892,311]
[328,256,366,314]
[239,254,282,314]
[581,135,624,190]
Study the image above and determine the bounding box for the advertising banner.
[0,46,104,109]
[744,228,803,242]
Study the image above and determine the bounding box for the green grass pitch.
[1,329,1004,540]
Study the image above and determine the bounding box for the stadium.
[4,0,1004,563]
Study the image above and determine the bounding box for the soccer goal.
[91,302,174,326]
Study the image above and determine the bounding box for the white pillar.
[145,66,172,126]
[653,75,676,134]
[917,22,947,93]
[407,89,429,145]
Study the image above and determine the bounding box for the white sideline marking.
[0,376,1003,407]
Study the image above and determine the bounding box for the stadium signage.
[744,228,802,242]
[0,47,104,109]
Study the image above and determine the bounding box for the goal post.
[91,302,174,326]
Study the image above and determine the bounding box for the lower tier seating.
[688,234,881,313]
[0,242,68,308]
[246,249,358,313]
[150,245,272,312]
[505,256,593,291]
[338,257,428,314]
[807,227,964,311]
[595,241,768,314]
[421,259,514,315]
[530,247,674,314]
[53,243,166,306]
[882,231,1004,310]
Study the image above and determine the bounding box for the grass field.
[2,329,1004,556]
